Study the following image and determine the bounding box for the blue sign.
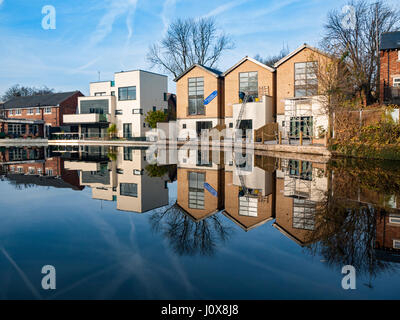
[204,182,218,197]
[204,90,218,105]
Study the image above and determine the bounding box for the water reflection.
[1,145,400,283]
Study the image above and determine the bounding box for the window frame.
[188,77,205,116]
[239,71,259,99]
[294,61,318,97]
[118,86,136,101]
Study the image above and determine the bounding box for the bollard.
[278,131,282,145]
[299,131,303,146]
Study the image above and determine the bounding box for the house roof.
[380,31,400,51]
[222,56,275,76]
[6,173,84,191]
[3,91,82,109]
[273,43,330,68]
[173,64,223,82]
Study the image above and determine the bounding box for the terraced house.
[222,56,275,140]
[174,64,224,139]
[275,44,332,144]
[64,70,168,139]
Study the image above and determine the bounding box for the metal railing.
[384,86,400,104]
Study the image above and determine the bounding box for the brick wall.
[224,59,275,118]
[176,67,221,120]
[380,50,400,103]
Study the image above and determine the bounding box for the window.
[188,172,205,209]
[27,109,34,115]
[35,108,40,115]
[188,77,205,115]
[182,124,186,129]
[143,123,146,128]
[120,183,137,197]
[164,93,167,101]
[44,107,52,114]
[17,167,23,173]
[111,81,115,87]
[111,91,115,96]
[80,100,109,114]
[15,109,21,116]
[239,72,258,99]
[118,86,136,100]
[393,240,400,249]
[28,167,35,174]
[95,92,106,96]
[123,123,132,139]
[229,122,233,128]
[294,61,318,97]
[394,77,400,87]
[9,110,13,116]
[123,147,132,161]
[153,106,156,111]
[239,197,258,217]
[115,110,123,115]
[132,109,143,114]
[389,214,400,224]
[45,169,54,176]
[37,168,42,175]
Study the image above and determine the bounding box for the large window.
[123,123,132,139]
[120,183,137,197]
[188,172,205,209]
[188,77,204,115]
[118,86,136,101]
[80,100,109,114]
[239,72,258,99]
[294,62,318,97]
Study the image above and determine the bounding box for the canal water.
[0,145,399,299]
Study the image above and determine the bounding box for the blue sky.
[0,0,396,96]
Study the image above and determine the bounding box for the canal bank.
[47,139,332,157]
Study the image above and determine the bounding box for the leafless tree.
[147,17,234,78]
[254,43,290,67]
[321,0,400,105]
[2,84,55,102]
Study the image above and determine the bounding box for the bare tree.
[254,43,290,67]
[147,17,234,78]
[2,84,55,102]
[321,0,400,105]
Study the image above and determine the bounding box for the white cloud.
[89,0,138,47]
[161,0,178,34]
[203,0,249,18]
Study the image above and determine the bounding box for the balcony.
[63,113,110,124]
[384,86,400,105]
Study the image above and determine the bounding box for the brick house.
[380,31,400,105]
[2,91,83,137]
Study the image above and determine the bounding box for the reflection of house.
[64,70,168,139]
[174,64,224,140]
[273,159,328,246]
[380,31,400,106]
[176,167,224,222]
[275,44,331,144]
[222,56,275,141]
[65,148,169,213]
[1,147,83,191]
[375,210,400,263]
[222,153,275,231]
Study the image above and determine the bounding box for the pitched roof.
[3,91,82,109]
[273,43,330,68]
[380,31,400,50]
[222,56,275,76]
[173,64,223,82]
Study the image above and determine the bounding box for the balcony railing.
[384,86,400,105]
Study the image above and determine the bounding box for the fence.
[254,123,278,143]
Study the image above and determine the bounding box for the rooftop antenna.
[98,71,101,81]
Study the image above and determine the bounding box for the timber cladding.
[176,66,222,120]
[276,47,331,115]
[224,59,275,118]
